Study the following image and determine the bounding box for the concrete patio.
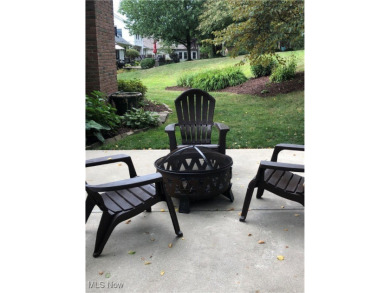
[86,149,304,292]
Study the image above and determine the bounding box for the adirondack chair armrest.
[165,123,178,151]
[214,122,230,132]
[259,160,304,172]
[86,173,163,193]
[86,154,137,178]
[271,144,305,162]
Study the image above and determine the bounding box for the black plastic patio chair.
[165,89,229,154]
[240,144,304,222]
[86,154,183,257]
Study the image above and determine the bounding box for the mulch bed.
[165,72,304,97]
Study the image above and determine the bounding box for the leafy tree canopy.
[119,0,205,60]
[212,0,304,65]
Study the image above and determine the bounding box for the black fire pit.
[155,146,234,213]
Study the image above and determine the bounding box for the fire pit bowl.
[155,146,234,213]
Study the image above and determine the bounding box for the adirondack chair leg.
[86,195,96,223]
[164,194,183,237]
[145,207,152,212]
[240,179,257,222]
[256,186,265,199]
[93,212,119,257]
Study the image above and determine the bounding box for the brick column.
[86,0,117,96]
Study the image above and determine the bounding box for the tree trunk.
[186,33,192,61]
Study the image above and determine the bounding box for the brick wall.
[86,0,117,95]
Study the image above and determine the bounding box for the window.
[179,52,182,59]
[184,52,187,59]
[192,51,196,59]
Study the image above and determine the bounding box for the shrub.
[251,59,277,78]
[269,57,297,83]
[177,67,247,91]
[121,108,160,129]
[169,52,180,63]
[140,58,155,69]
[125,48,140,60]
[86,91,121,142]
[117,79,147,96]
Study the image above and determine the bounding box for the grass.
[98,50,304,150]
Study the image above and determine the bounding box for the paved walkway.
[86,149,304,292]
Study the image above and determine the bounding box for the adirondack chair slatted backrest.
[175,89,215,145]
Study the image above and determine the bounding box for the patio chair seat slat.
[285,174,302,193]
[267,170,284,186]
[275,171,294,190]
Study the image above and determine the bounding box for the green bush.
[86,91,121,142]
[140,58,155,69]
[125,48,140,59]
[177,67,247,91]
[269,57,297,83]
[117,79,147,96]
[251,59,277,78]
[121,108,160,129]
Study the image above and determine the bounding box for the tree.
[119,0,205,61]
[197,0,234,57]
[212,0,304,65]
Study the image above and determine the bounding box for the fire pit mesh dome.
[155,146,232,174]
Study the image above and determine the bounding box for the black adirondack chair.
[240,144,304,222]
[86,154,183,257]
[165,89,229,154]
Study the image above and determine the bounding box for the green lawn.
[99,50,304,150]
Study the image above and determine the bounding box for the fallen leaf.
[281,206,285,209]
[160,209,165,212]
[228,208,234,211]
[144,261,151,265]
[284,229,288,231]
[160,271,165,276]
[141,257,145,261]
[98,271,104,275]
[168,243,172,248]
[115,145,118,148]
[258,240,265,244]
[117,163,122,166]
[181,237,185,240]
[294,214,300,217]
[107,157,112,160]
[248,234,252,237]
[150,238,155,241]
[277,255,284,261]
[238,212,242,216]
[175,208,179,212]
[286,246,289,248]
[128,250,136,255]
[125,219,131,224]
[105,273,111,278]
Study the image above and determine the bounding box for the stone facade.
[86,0,117,95]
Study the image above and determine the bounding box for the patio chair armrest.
[165,123,178,152]
[214,122,229,154]
[214,122,230,132]
[260,160,304,172]
[271,144,305,162]
[86,154,137,178]
[86,173,162,193]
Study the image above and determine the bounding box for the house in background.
[115,26,131,61]
[141,38,200,61]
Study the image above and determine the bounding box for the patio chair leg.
[256,186,265,199]
[86,195,96,223]
[240,179,257,222]
[145,207,152,212]
[93,212,119,257]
